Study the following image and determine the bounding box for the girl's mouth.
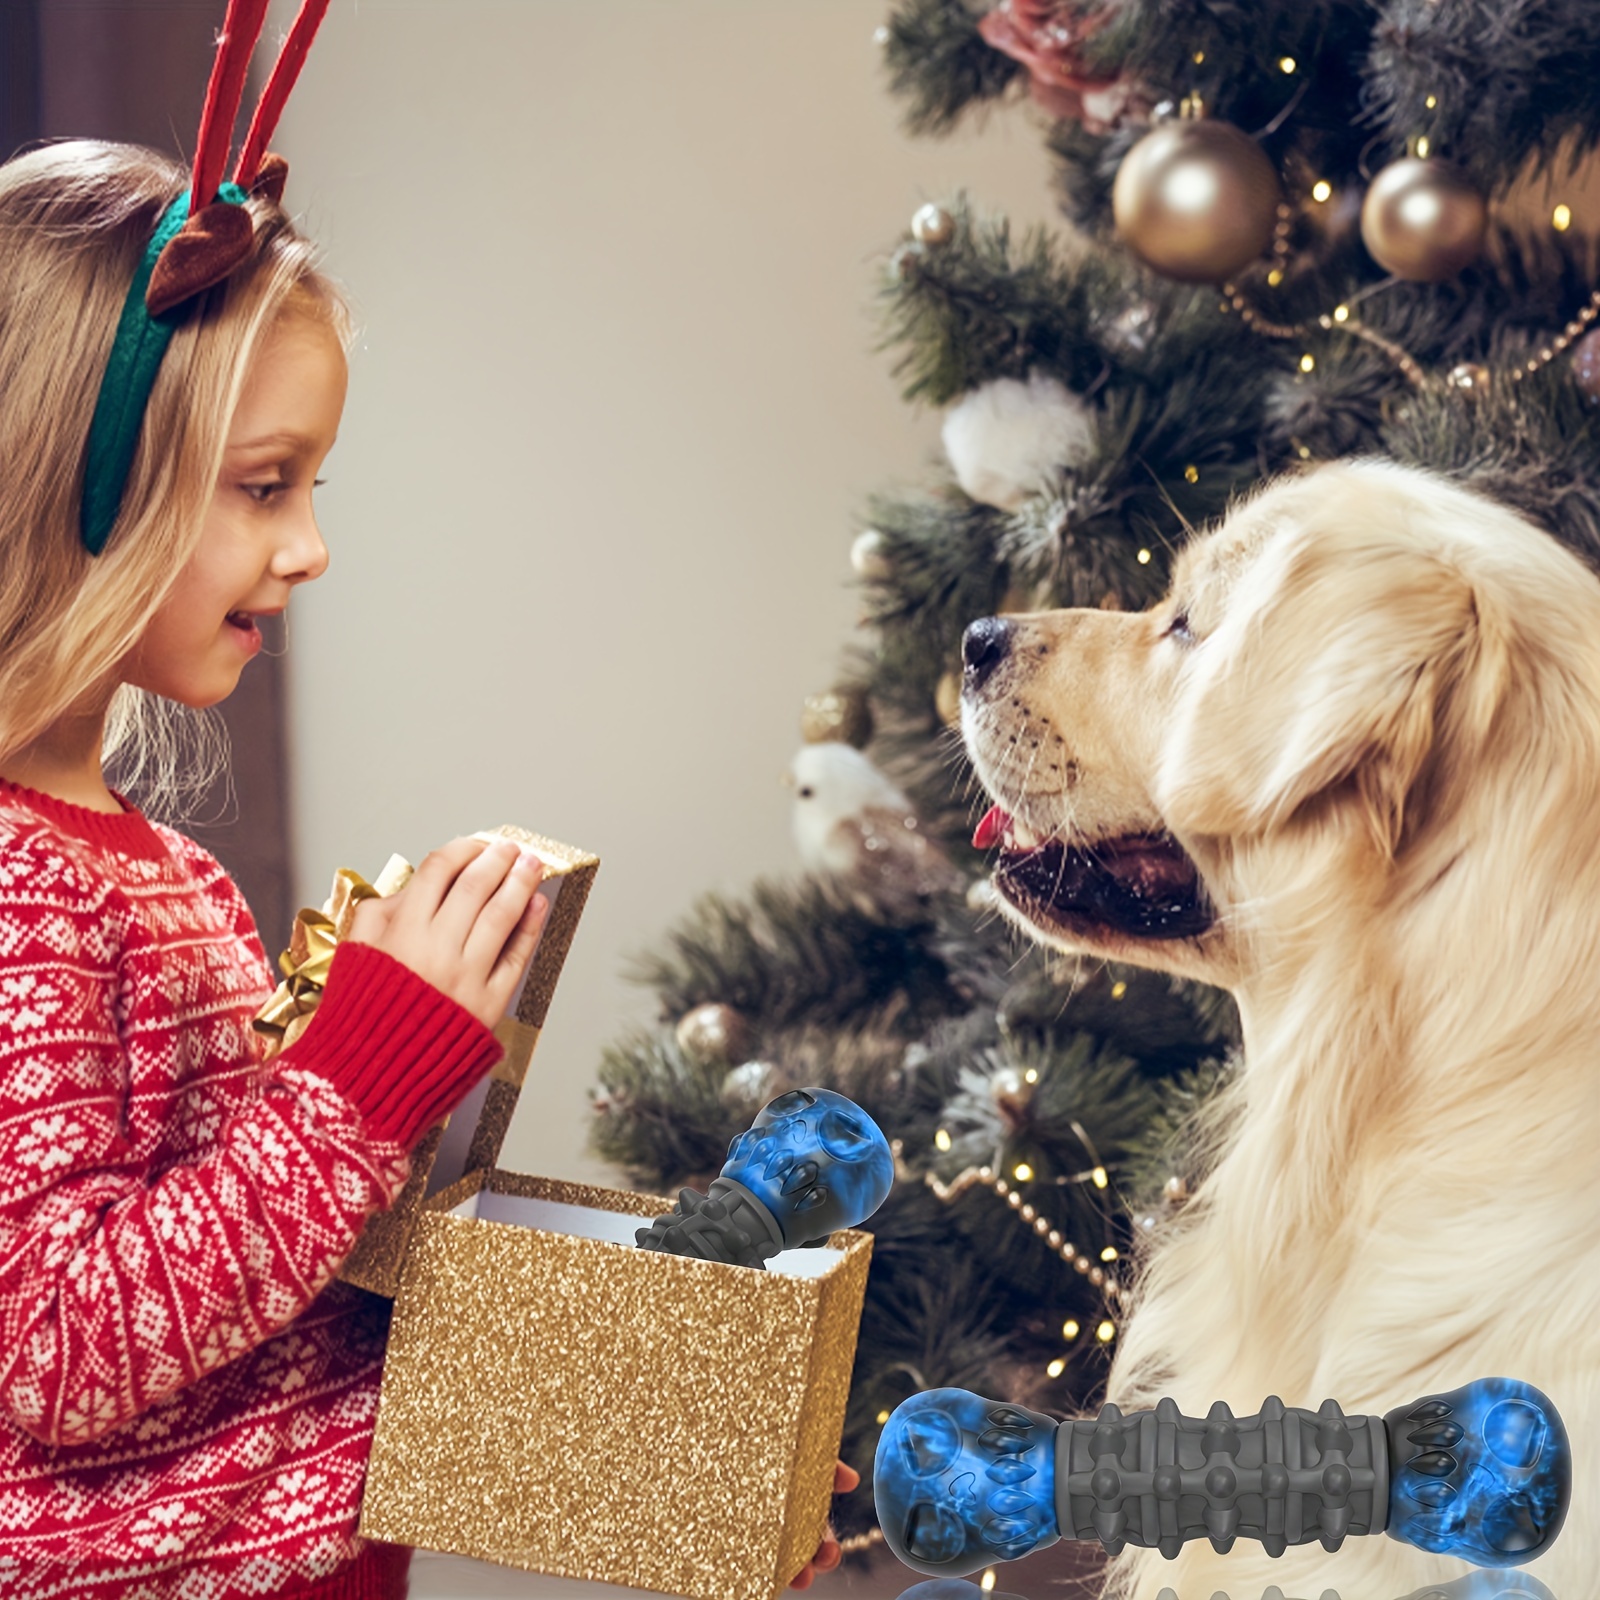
[225,610,263,652]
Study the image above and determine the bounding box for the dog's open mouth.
[974,805,1213,941]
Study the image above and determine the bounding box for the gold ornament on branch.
[850,528,893,582]
[1359,156,1487,283]
[1446,362,1491,392]
[911,203,955,246]
[721,1059,781,1111]
[674,1002,751,1067]
[800,686,872,748]
[1111,106,1281,283]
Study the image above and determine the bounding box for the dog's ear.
[1156,532,1505,856]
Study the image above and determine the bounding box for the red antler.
[233,0,333,190]
[189,0,271,213]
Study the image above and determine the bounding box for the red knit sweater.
[0,779,505,1599]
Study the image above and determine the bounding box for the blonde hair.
[0,140,350,821]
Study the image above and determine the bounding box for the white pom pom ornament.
[941,372,1096,511]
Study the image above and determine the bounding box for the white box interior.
[450,1189,844,1278]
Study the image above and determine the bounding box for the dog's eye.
[1163,610,1196,645]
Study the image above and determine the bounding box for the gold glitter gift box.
[358,1168,874,1600]
[253,826,599,1298]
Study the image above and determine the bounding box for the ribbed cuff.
[276,1542,412,1600]
[280,941,505,1149]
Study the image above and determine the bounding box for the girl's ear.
[1154,533,1502,859]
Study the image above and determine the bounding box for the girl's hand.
[347,836,548,1030]
[789,1460,860,1590]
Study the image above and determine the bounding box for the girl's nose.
[275,508,330,584]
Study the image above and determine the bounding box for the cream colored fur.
[961,460,1599,1599]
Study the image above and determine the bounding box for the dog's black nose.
[962,617,1013,689]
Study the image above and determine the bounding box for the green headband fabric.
[79,183,247,557]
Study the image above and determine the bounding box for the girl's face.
[122,310,347,708]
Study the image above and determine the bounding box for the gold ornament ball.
[1359,157,1487,283]
[935,668,963,727]
[911,203,955,246]
[720,1059,779,1110]
[1111,118,1281,282]
[674,1002,751,1067]
[801,686,873,747]
[1446,362,1491,393]
[851,529,893,581]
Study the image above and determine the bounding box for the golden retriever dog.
[960,460,1597,1598]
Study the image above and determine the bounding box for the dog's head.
[962,460,1591,986]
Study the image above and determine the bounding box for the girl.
[0,138,552,1600]
[0,139,850,1600]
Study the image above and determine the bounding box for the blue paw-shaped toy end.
[874,1388,1060,1577]
[1385,1378,1570,1566]
[721,1088,893,1243]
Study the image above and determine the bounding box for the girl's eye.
[242,482,289,504]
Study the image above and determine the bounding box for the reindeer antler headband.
[79,0,332,556]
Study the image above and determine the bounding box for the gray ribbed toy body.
[1059,1395,1387,1558]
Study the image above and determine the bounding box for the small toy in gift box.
[357,1168,875,1600]
[252,825,599,1296]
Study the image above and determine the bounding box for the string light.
[1013,1162,1034,1182]
[1192,50,1205,64]
[1415,135,1431,157]
[1299,352,1316,372]
[919,1157,1126,1303]
[876,1408,890,1424]
[1111,979,1128,997]
[1047,1358,1067,1377]
[1503,286,1600,384]
[1097,1320,1117,1343]
[980,1572,997,1593]
[1137,548,1152,564]
[1024,1068,1039,1084]
[935,1127,951,1152]
[1554,204,1573,232]
[1100,1246,1119,1262]
[1266,266,1284,286]
[1332,303,1350,322]
[1278,56,1296,73]
[840,1530,885,1555]
[1425,94,1438,109]
[1218,279,1301,340]
[1063,1318,1081,1339]
[1311,180,1332,202]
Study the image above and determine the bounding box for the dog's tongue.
[973,805,1011,850]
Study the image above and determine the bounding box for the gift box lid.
[359,1168,874,1600]
[254,826,598,1297]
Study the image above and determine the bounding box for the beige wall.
[275,2,1056,1186]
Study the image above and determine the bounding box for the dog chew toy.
[635,1087,893,1268]
[891,1570,1558,1600]
[874,1379,1569,1576]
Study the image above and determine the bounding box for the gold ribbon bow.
[253,855,414,1060]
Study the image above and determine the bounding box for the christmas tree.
[590,0,1600,1571]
